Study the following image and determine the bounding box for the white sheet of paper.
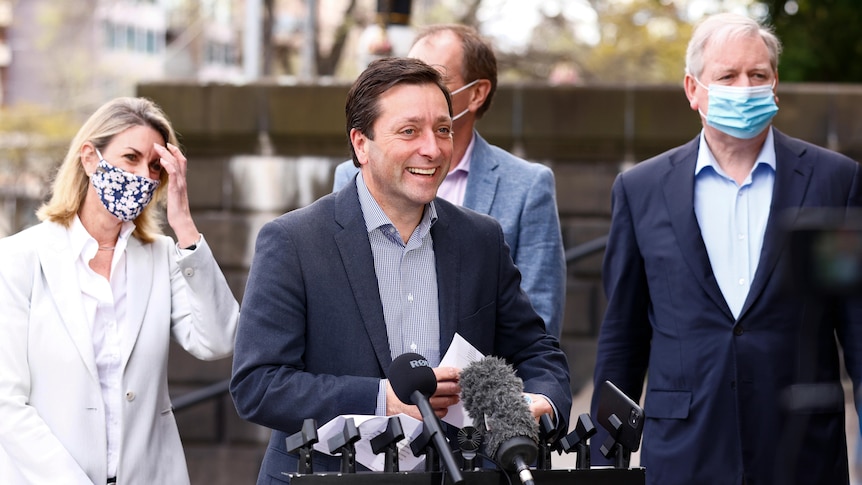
[312,413,425,471]
[439,332,485,428]
[313,334,484,471]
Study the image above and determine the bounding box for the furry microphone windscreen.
[459,356,539,457]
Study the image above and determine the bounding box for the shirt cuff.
[376,379,388,416]
[175,234,203,257]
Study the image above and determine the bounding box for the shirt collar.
[69,214,135,261]
[356,172,438,236]
[695,127,777,178]
[449,131,476,176]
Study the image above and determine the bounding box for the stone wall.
[122,82,862,450]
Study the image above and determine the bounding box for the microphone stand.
[537,414,559,470]
[411,390,464,484]
[328,417,361,473]
[371,416,405,472]
[559,413,597,469]
[285,419,319,475]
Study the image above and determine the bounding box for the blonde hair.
[37,97,178,243]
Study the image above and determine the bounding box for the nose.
[416,129,443,160]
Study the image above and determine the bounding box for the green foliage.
[583,0,691,84]
[0,104,78,186]
[764,0,862,82]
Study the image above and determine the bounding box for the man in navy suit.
[333,25,566,339]
[231,57,571,484]
[591,12,862,485]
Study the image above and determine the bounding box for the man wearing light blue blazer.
[333,24,566,339]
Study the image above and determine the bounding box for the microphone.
[460,356,539,485]
[389,353,464,485]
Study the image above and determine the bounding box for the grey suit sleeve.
[514,167,567,339]
[333,160,358,192]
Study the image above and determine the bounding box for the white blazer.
[0,221,239,484]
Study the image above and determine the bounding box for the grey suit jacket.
[333,131,566,337]
[231,180,572,484]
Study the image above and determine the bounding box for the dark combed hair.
[345,57,452,166]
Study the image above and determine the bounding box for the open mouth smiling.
[407,167,437,176]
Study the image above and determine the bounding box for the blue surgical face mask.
[92,148,161,221]
[696,78,779,139]
[450,79,480,122]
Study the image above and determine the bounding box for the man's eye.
[402,128,415,135]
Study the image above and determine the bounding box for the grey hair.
[685,12,782,79]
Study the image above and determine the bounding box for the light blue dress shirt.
[356,174,441,414]
[694,128,776,319]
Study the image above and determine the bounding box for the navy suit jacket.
[333,132,566,338]
[591,129,862,485]
[231,180,571,484]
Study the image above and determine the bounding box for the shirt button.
[738,278,746,285]
[734,326,744,336]
[183,267,194,277]
[407,293,414,302]
[737,234,745,240]
[125,391,136,401]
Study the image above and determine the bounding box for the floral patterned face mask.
[92,148,161,221]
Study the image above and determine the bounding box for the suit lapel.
[663,138,735,320]
[334,184,394,370]
[429,203,458,354]
[739,130,813,319]
[38,223,99,380]
[122,236,152,369]
[462,133,499,214]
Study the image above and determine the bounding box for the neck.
[704,127,768,185]
[450,121,475,173]
[79,193,122,249]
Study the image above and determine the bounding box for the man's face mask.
[450,79,480,122]
[696,78,779,139]
[91,148,161,221]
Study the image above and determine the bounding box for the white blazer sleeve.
[168,234,239,359]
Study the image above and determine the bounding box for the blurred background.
[2,0,861,483]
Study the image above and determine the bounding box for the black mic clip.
[409,417,440,472]
[536,413,559,470]
[328,417,361,473]
[370,416,405,472]
[599,414,631,469]
[285,418,319,474]
[558,413,597,469]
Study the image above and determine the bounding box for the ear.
[349,128,370,167]
[468,79,492,112]
[80,142,100,176]
[683,74,701,112]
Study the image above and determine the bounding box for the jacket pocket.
[645,390,691,419]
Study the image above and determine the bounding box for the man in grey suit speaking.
[232,57,572,484]
[333,25,566,339]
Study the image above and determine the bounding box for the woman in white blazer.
[0,97,239,484]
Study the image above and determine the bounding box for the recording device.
[456,426,483,471]
[460,356,539,485]
[597,380,644,468]
[389,353,465,485]
[788,208,862,297]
